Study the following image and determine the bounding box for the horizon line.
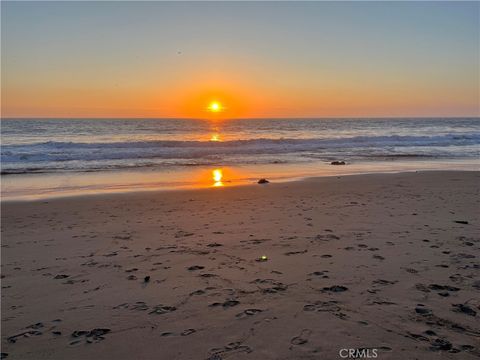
[2,115,480,120]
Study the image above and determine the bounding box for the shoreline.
[2,170,479,359]
[2,159,479,201]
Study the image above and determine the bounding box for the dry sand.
[1,171,479,360]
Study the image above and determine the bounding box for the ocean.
[1,117,479,199]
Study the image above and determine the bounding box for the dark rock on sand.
[144,276,150,283]
[258,178,269,184]
[454,220,469,224]
[452,304,477,317]
[331,161,346,165]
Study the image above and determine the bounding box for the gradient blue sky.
[2,1,479,118]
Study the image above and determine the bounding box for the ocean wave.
[2,133,479,163]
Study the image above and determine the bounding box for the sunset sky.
[1,1,479,119]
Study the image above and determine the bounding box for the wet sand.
[1,171,479,360]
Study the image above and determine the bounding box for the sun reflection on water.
[212,168,223,187]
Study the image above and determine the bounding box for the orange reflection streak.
[192,167,245,188]
[212,168,224,187]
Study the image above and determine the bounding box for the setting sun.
[208,101,223,113]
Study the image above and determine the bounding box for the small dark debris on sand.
[144,276,150,283]
[454,220,469,225]
[258,178,269,184]
[331,161,346,165]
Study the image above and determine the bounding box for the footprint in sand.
[207,341,252,359]
[235,309,263,319]
[188,265,205,271]
[290,329,312,346]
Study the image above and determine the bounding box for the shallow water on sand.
[2,159,478,200]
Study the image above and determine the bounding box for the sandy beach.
[1,171,479,360]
